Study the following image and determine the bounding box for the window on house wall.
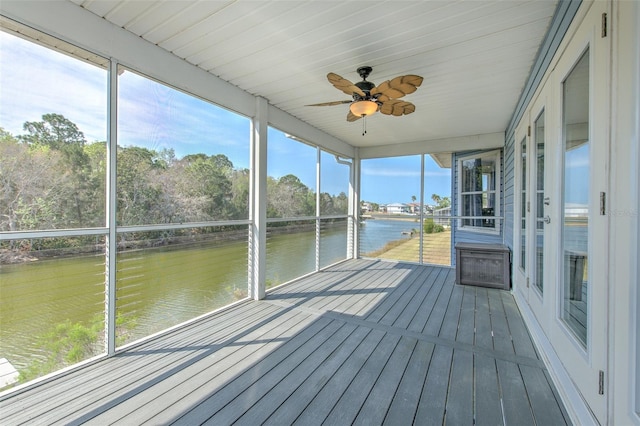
[458,150,501,232]
[0,22,109,384]
[520,138,527,271]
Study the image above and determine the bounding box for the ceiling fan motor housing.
[357,66,373,80]
[354,66,379,103]
[354,80,376,95]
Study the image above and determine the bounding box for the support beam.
[250,97,268,300]
[351,149,361,259]
[105,59,118,355]
[315,147,321,272]
[358,132,504,159]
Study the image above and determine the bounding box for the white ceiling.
[68,0,558,149]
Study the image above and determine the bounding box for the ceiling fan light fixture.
[350,100,378,117]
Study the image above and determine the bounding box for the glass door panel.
[561,50,589,346]
[534,110,545,293]
[520,137,527,273]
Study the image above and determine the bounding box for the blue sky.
[361,155,451,205]
[1,30,451,203]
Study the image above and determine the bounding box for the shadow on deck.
[0,259,570,425]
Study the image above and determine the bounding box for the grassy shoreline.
[365,230,452,266]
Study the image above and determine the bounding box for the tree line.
[0,114,348,241]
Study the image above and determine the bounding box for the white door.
[514,91,549,324]
[548,1,609,422]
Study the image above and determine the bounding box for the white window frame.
[457,150,501,234]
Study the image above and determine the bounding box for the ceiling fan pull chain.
[362,115,367,136]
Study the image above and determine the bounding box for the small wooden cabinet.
[455,242,511,290]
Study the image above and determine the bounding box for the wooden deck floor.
[0,259,570,425]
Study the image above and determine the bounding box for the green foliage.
[424,218,445,234]
[19,113,86,150]
[18,316,103,383]
[267,174,316,218]
[431,193,451,209]
[2,114,350,236]
[15,313,138,384]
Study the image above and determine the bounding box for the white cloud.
[0,32,108,142]
[0,32,251,167]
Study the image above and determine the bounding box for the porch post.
[249,97,268,300]
[350,148,361,259]
[105,59,118,355]
[316,147,321,271]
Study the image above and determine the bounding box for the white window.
[458,150,501,232]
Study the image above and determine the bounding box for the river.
[0,219,413,374]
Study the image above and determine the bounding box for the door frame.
[511,1,610,423]
[513,86,552,329]
[546,1,610,422]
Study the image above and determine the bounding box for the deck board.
[383,339,435,425]
[475,353,504,426]
[445,349,474,424]
[414,345,453,425]
[0,259,570,425]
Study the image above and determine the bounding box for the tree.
[18,114,97,227]
[267,174,314,218]
[117,146,164,225]
[229,168,250,219]
[0,128,67,232]
[182,155,233,220]
[19,113,86,151]
[431,193,450,209]
[333,192,349,215]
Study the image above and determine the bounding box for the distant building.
[407,203,421,214]
[433,206,451,226]
[386,203,410,214]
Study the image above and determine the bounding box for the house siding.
[503,132,515,254]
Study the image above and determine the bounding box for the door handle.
[543,216,551,224]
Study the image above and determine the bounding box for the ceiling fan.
[307,66,423,134]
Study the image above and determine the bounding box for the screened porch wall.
[0,13,356,388]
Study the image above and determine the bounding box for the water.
[359,218,419,254]
[0,220,399,374]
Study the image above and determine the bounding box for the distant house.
[407,203,421,214]
[433,206,451,226]
[386,203,410,214]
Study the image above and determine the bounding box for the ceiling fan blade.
[327,73,366,97]
[306,100,352,107]
[371,74,423,99]
[379,100,416,116]
[346,111,361,122]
